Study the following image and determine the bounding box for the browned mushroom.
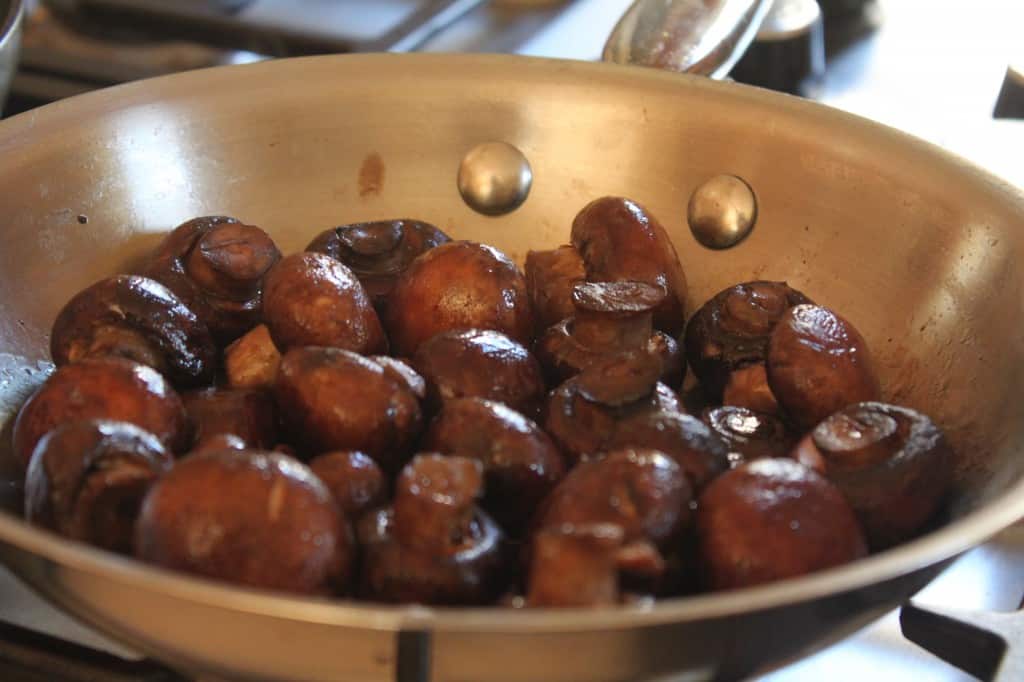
[385,241,534,357]
[684,281,812,407]
[308,451,388,519]
[24,419,173,553]
[262,252,387,354]
[412,329,545,416]
[422,397,565,535]
[524,245,586,333]
[359,455,506,605]
[700,406,793,466]
[542,351,682,464]
[571,197,688,335]
[223,324,282,390]
[274,347,421,472]
[189,433,247,456]
[608,411,730,491]
[697,458,868,590]
[534,281,683,387]
[535,448,691,552]
[790,402,953,548]
[526,523,625,607]
[50,275,217,387]
[306,219,451,313]
[182,387,278,452]
[369,356,426,400]
[135,450,352,595]
[12,357,188,468]
[140,216,281,345]
[767,304,880,429]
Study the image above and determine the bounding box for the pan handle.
[602,0,775,79]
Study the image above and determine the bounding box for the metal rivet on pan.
[458,142,533,216]
[687,174,758,249]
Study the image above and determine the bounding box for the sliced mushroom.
[385,241,534,357]
[25,419,173,553]
[791,402,953,548]
[141,215,281,344]
[13,357,188,468]
[306,219,450,313]
[524,245,586,333]
[50,275,217,387]
[571,197,688,335]
[526,523,624,607]
[535,281,683,387]
[224,324,282,391]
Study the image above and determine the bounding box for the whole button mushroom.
[543,351,682,464]
[790,402,954,548]
[571,197,688,336]
[50,275,217,388]
[385,241,534,357]
[684,281,812,408]
[308,451,388,520]
[135,450,352,595]
[412,329,545,416]
[701,406,794,466]
[141,215,282,345]
[274,347,422,473]
[13,357,188,469]
[422,398,565,535]
[262,252,387,355]
[182,388,278,452]
[535,448,691,552]
[369,356,427,401]
[767,304,880,429]
[535,281,683,387]
[697,458,868,590]
[306,219,451,314]
[608,411,730,491]
[524,245,586,333]
[25,420,173,553]
[359,455,506,605]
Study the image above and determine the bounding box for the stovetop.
[1,1,1022,680]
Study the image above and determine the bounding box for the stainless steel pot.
[0,0,23,109]
[0,53,1023,682]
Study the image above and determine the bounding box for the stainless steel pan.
[0,0,23,109]
[1,51,1023,682]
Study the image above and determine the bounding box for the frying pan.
[0,0,23,109]
[1,31,1024,682]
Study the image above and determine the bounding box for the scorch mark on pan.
[359,153,385,197]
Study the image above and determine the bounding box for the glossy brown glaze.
[543,359,682,465]
[306,219,450,313]
[25,420,173,553]
[721,363,780,415]
[274,347,421,472]
[308,451,387,519]
[359,455,506,605]
[368,356,427,401]
[223,324,281,390]
[767,304,880,429]
[570,197,688,335]
[701,406,793,464]
[535,449,691,550]
[524,245,586,333]
[189,433,247,456]
[135,450,352,595]
[535,281,683,387]
[796,402,954,548]
[697,458,868,590]
[12,358,188,468]
[422,398,565,535]
[182,388,278,451]
[684,281,811,402]
[385,241,534,357]
[262,252,387,354]
[412,329,545,416]
[609,411,731,491]
[141,216,281,345]
[50,275,217,387]
[526,523,624,607]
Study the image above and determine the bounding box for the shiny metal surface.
[457,141,533,216]
[0,0,23,108]
[602,0,773,77]
[1,54,1024,681]
[686,174,757,249]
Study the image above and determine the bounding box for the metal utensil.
[0,0,23,109]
